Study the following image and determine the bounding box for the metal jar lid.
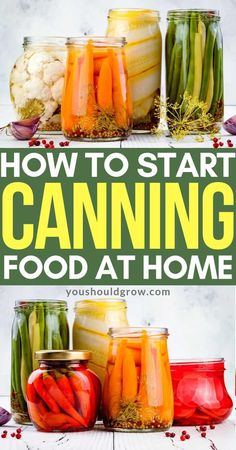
[35,350,92,361]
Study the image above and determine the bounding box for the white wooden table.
[0,397,235,450]
[0,104,236,148]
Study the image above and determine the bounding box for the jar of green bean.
[166,10,223,135]
[11,300,69,424]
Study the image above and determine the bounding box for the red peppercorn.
[182,430,187,435]
[65,141,70,146]
[11,433,15,437]
[59,142,65,147]
[16,429,22,433]
[42,139,47,144]
[213,142,219,148]
[1,434,7,438]
[180,435,186,441]
[210,424,215,429]
[49,141,54,145]
[170,432,175,438]
[35,140,40,146]
[165,432,170,437]
[200,426,207,431]
[213,137,218,143]
[45,143,50,148]
[228,142,234,147]
[16,434,22,439]
[185,434,190,439]
[219,141,224,146]
[201,432,206,438]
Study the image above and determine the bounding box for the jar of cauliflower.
[10,37,66,132]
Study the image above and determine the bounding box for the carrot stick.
[102,371,110,418]
[108,49,127,128]
[94,56,106,75]
[54,371,76,407]
[77,41,96,119]
[43,373,87,427]
[33,375,60,413]
[122,348,137,402]
[138,331,148,405]
[146,344,161,407]
[108,339,126,419]
[97,58,113,112]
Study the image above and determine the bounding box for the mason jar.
[73,299,128,385]
[102,327,173,431]
[61,37,132,141]
[26,350,101,432]
[166,10,223,134]
[107,9,162,132]
[10,37,66,132]
[171,359,233,425]
[11,300,69,424]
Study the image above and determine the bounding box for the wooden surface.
[0,397,235,450]
[0,105,236,148]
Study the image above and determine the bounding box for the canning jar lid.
[67,36,126,47]
[23,36,67,47]
[74,298,127,311]
[167,9,220,20]
[170,358,225,371]
[108,9,160,21]
[109,326,168,337]
[35,350,92,361]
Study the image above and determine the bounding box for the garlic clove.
[223,115,236,135]
[9,117,40,140]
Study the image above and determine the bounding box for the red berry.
[65,141,70,146]
[219,141,224,146]
[16,434,22,439]
[1,434,7,438]
[228,142,234,147]
[49,140,54,145]
[165,432,170,437]
[182,430,187,435]
[3,431,8,434]
[210,425,215,429]
[185,434,190,439]
[200,426,207,431]
[227,139,232,143]
[213,137,218,143]
[180,435,186,441]
[201,432,206,438]
[170,432,175,438]
[35,140,40,146]
[213,142,219,148]
[59,142,64,147]
[16,429,22,433]
[42,139,46,144]
[11,433,15,437]
[45,143,50,148]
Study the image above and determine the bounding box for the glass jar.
[102,327,173,431]
[166,10,223,134]
[10,37,66,132]
[73,299,128,385]
[26,350,101,432]
[61,37,132,141]
[107,9,162,132]
[11,300,69,424]
[171,359,233,425]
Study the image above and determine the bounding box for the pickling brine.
[103,327,173,431]
[166,10,223,134]
[61,37,132,141]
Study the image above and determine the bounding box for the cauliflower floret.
[43,60,65,85]
[51,77,64,103]
[24,77,51,101]
[10,85,26,108]
[40,100,58,122]
[27,52,53,76]
[11,68,29,84]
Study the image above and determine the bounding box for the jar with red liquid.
[171,359,233,425]
[26,350,101,432]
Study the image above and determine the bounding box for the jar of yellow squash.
[73,299,128,385]
[103,327,173,431]
[107,9,162,132]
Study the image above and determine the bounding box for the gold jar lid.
[35,350,92,361]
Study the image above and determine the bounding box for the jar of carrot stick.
[26,350,101,432]
[102,327,173,431]
[61,37,132,141]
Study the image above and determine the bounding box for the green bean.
[185,12,198,96]
[209,32,222,115]
[169,42,182,104]
[167,42,176,97]
[200,21,217,101]
[17,312,32,382]
[45,306,53,349]
[37,303,45,349]
[59,311,69,349]
[12,321,26,411]
[166,19,176,68]
[177,21,190,102]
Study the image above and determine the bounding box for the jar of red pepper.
[171,359,233,426]
[26,350,101,432]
